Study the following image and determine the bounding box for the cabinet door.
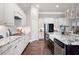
[72,22,76,26]
[23,36,29,49]
[11,38,25,55]
[31,20,38,41]
[2,45,14,55]
[1,39,19,55]
[16,39,24,55]
[1,44,13,55]
[4,4,14,26]
[0,4,5,24]
[31,6,39,41]
[19,36,29,54]
[1,36,30,55]
[14,4,26,27]
[77,22,79,26]
[21,15,26,26]
[3,39,22,55]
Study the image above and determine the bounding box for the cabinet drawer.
[0,36,29,55]
[0,38,20,55]
[0,44,12,55]
[2,45,15,55]
[1,40,22,55]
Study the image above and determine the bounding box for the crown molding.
[39,12,64,15]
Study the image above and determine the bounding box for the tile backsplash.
[7,26,31,35]
[0,25,9,38]
[0,25,31,38]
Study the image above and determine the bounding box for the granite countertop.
[0,31,30,47]
[48,32,79,45]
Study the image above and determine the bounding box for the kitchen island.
[48,32,79,55]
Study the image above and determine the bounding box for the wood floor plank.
[22,39,53,55]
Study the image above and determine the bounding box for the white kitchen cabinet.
[72,21,77,26]
[3,38,23,55]
[31,5,39,41]
[4,4,14,26]
[2,45,13,55]
[0,3,15,26]
[0,4,5,24]
[77,22,79,26]
[0,3,26,26]
[1,38,20,55]
[10,39,23,55]
[1,35,30,55]
[13,38,25,55]
[0,44,12,55]
[31,20,38,41]
[14,4,26,27]
[59,18,66,25]
[12,35,30,55]
[23,35,30,48]
[22,15,27,27]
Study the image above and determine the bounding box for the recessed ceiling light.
[56,5,59,8]
[71,13,73,16]
[36,4,39,8]
[66,9,70,12]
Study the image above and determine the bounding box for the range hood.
[14,16,21,20]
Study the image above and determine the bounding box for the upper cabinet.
[14,4,26,27]
[4,4,14,26]
[72,21,79,26]
[0,3,26,26]
[0,4,5,24]
[71,19,79,26]
[0,3,15,26]
[77,22,79,26]
[72,21,76,26]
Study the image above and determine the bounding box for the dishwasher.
[54,38,65,55]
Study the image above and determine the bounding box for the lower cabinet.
[2,45,15,55]
[47,39,54,54]
[0,35,30,55]
[10,39,24,55]
[0,44,13,55]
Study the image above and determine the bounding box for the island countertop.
[48,32,79,45]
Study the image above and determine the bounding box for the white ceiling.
[38,3,72,12]
[17,3,79,18]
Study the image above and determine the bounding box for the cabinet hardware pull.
[15,46,17,48]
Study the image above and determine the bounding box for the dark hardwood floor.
[22,39,54,55]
